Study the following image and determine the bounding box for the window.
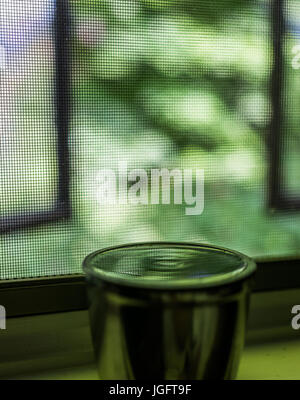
[1,0,71,279]
[1,0,300,295]
[0,0,70,234]
[269,0,300,209]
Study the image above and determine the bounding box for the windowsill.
[9,338,300,380]
[2,288,300,380]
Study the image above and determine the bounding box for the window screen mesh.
[283,2,300,195]
[0,0,57,216]
[1,0,300,280]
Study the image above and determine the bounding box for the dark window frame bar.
[0,0,71,234]
[1,258,300,318]
[269,0,300,210]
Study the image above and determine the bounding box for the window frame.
[0,0,71,233]
[1,257,300,318]
[268,0,300,210]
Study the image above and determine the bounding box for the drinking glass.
[83,242,256,379]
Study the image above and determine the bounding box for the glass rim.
[82,241,256,290]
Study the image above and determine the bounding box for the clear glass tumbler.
[83,242,256,380]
